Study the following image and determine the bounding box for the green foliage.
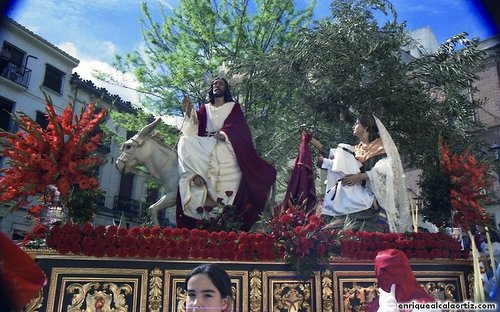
[418,161,452,227]
[68,188,103,224]
[240,0,489,223]
[110,0,315,115]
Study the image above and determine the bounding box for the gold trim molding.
[149,267,163,312]
[46,267,148,311]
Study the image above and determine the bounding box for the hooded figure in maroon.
[366,249,435,312]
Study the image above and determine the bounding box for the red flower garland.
[339,230,468,260]
[36,223,276,262]
[24,223,467,262]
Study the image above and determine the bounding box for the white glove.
[378,283,398,312]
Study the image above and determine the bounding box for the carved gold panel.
[45,267,148,312]
[164,269,249,312]
[322,269,334,312]
[22,290,44,312]
[333,272,378,312]
[263,271,321,312]
[333,270,468,312]
[414,271,467,302]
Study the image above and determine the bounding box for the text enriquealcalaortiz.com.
[398,301,497,311]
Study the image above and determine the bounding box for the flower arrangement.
[268,204,340,275]
[0,95,107,221]
[439,139,492,301]
[439,139,491,231]
[195,191,247,232]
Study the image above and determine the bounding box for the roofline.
[70,72,136,113]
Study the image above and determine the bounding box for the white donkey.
[115,118,179,225]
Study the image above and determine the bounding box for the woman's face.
[352,119,366,139]
[186,273,229,312]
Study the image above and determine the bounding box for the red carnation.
[81,222,94,235]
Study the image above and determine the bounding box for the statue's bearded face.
[212,78,226,98]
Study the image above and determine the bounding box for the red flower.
[295,236,313,256]
[130,226,142,237]
[142,227,152,237]
[94,225,106,237]
[81,222,94,235]
[106,225,118,236]
[117,247,128,258]
[32,224,48,238]
[106,246,117,257]
[117,227,129,237]
[28,205,42,218]
[151,226,162,237]
[163,227,173,237]
[279,214,292,224]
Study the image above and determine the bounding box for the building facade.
[473,35,500,225]
[0,17,172,240]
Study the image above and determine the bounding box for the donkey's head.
[115,118,162,175]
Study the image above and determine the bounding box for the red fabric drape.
[0,233,47,309]
[283,131,316,212]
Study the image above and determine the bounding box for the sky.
[3,0,499,104]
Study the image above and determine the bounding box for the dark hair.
[358,113,380,142]
[185,264,232,299]
[208,77,234,104]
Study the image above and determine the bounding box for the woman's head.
[185,264,232,312]
[208,77,233,104]
[355,114,379,142]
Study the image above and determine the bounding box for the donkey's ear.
[137,118,162,138]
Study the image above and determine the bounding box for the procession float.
[0,98,488,311]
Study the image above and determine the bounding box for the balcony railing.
[95,192,106,210]
[113,196,141,217]
[1,62,31,88]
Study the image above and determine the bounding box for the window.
[0,97,15,131]
[2,42,24,67]
[43,64,65,93]
[35,111,49,129]
[118,173,134,200]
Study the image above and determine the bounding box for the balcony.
[95,192,107,210]
[113,196,141,218]
[1,62,32,88]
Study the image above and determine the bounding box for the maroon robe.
[176,102,276,231]
[283,131,316,211]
